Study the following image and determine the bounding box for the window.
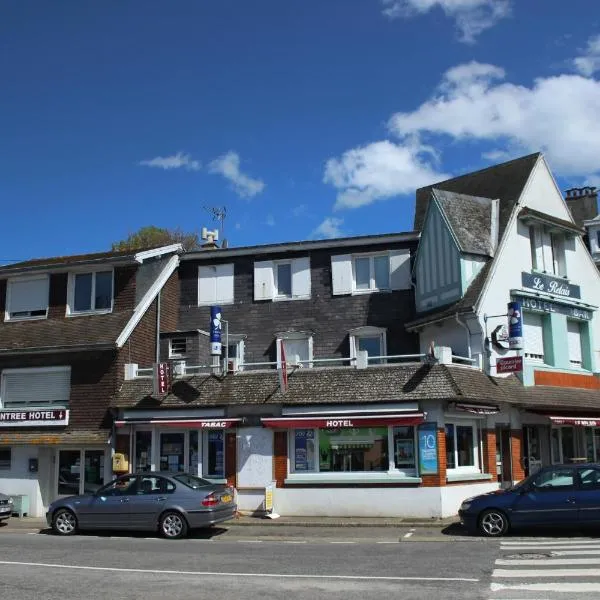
[293,429,316,472]
[1,367,71,408]
[254,257,311,301]
[205,431,225,478]
[277,332,313,367]
[319,427,389,473]
[223,339,245,372]
[585,428,600,463]
[68,270,113,314]
[550,233,567,277]
[523,312,545,362]
[98,475,138,497]
[531,467,575,490]
[349,327,387,365]
[135,431,152,472]
[529,225,538,270]
[0,448,10,470]
[445,421,479,472]
[393,427,416,470]
[198,263,234,305]
[567,320,583,368]
[138,475,175,495]
[551,427,576,464]
[352,255,390,292]
[169,337,188,358]
[275,262,292,298]
[579,467,600,489]
[5,276,49,320]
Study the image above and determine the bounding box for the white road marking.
[551,549,600,556]
[236,540,263,543]
[499,544,600,551]
[403,532,413,538]
[496,557,600,566]
[501,539,600,546]
[493,567,600,578]
[329,541,356,544]
[491,582,600,593]
[283,541,306,544]
[0,560,479,582]
[377,541,400,544]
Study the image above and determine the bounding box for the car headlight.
[8,497,13,505]
[460,501,472,511]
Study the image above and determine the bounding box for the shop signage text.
[200,421,229,428]
[521,272,581,299]
[153,362,172,396]
[326,419,354,427]
[516,295,592,321]
[496,356,523,374]
[552,418,599,427]
[0,409,69,427]
[418,422,438,475]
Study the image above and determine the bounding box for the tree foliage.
[111,226,201,252]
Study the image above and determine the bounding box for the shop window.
[586,428,600,463]
[169,337,188,358]
[523,312,545,362]
[393,427,416,470]
[0,448,10,470]
[189,431,199,476]
[160,432,185,472]
[552,427,576,464]
[445,421,480,473]
[319,427,388,473]
[205,431,225,478]
[567,320,584,368]
[135,431,152,472]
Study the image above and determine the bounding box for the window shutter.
[523,313,544,360]
[291,257,311,299]
[216,264,234,304]
[389,249,411,290]
[2,368,71,407]
[567,320,583,366]
[198,266,217,305]
[254,261,274,301]
[331,254,352,295]
[9,277,49,313]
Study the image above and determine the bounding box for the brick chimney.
[565,187,598,228]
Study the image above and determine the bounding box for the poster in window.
[208,431,224,477]
[295,429,314,471]
[418,422,438,475]
[395,439,415,466]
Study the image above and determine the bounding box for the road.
[1,525,600,599]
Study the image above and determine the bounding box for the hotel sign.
[0,409,69,427]
[521,272,581,299]
[515,295,592,321]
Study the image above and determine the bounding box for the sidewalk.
[0,514,458,532]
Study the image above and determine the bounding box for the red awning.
[115,418,241,429]
[548,416,600,427]
[261,413,425,429]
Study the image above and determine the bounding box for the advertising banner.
[507,301,523,349]
[210,306,222,355]
[418,422,438,475]
[496,356,523,374]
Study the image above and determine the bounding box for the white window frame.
[197,263,234,306]
[351,253,390,294]
[0,447,11,470]
[169,337,188,359]
[0,366,71,409]
[444,419,481,475]
[224,338,245,372]
[276,332,313,368]
[349,326,387,363]
[523,311,545,363]
[550,232,567,278]
[5,275,50,322]
[528,225,539,271]
[67,269,114,316]
[274,261,293,299]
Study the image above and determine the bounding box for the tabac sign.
[0,409,69,428]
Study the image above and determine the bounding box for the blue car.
[459,463,600,536]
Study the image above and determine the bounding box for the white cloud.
[324,140,450,210]
[265,214,275,227]
[387,60,600,177]
[139,151,201,171]
[292,204,308,217]
[381,0,511,43]
[573,33,600,76]
[208,151,265,198]
[313,217,344,239]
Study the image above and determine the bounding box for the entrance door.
[83,450,105,494]
[524,426,542,476]
[496,426,512,487]
[159,432,185,472]
[58,450,81,496]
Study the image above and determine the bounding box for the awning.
[453,403,499,415]
[115,418,241,429]
[261,413,425,429]
[548,416,600,427]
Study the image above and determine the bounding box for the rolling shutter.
[198,266,217,305]
[2,368,71,407]
[8,277,49,315]
[389,249,411,290]
[291,257,311,299]
[215,264,234,304]
[567,320,583,367]
[523,313,544,361]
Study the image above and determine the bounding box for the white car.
[0,493,13,522]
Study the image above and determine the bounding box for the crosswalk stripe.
[493,567,600,577]
[551,549,600,556]
[496,558,600,566]
[501,539,600,546]
[491,582,600,593]
[499,544,600,551]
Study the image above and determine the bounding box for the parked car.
[0,492,13,522]
[46,472,237,539]
[459,463,600,536]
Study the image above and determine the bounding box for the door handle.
[121,498,130,503]
[566,497,576,504]
[156,497,167,502]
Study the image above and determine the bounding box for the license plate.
[221,494,232,503]
[0,507,10,513]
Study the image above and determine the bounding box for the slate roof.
[113,363,515,410]
[0,311,131,354]
[414,153,540,238]
[433,190,497,256]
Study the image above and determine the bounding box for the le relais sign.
[0,409,69,428]
[521,272,581,299]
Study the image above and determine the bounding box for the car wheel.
[159,511,188,539]
[478,509,509,537]
[53,508,78,536]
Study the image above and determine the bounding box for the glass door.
[159,432,185,472]
[58,450,81,496]
[83,450,105,494]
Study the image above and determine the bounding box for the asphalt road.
[0,528,497,600]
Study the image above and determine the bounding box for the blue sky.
[2,0,600,261]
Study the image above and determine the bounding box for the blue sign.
[521,271,581,300]
[515,295,592,321]
[507,301,523,350]
[208,431,224,477]
[210,306,222,356]
[418,422,438,475]
[294,429,314,471]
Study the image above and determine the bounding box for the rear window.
[173,474,213,489]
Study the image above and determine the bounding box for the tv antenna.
[204,205,227,238]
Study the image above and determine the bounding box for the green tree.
[111,226,201,252]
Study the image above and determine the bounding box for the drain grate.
[504,552,554,559]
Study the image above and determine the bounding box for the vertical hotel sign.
[153,362,172,396]
[210,306,222,355]
[507,301,523,350]
[418,422,438,475]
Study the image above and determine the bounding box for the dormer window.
[68,270,113,315]
[5,275,49,321]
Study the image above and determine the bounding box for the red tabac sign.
[496,356,523,374]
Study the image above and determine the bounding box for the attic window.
[169,338,188,358]
[68,270,113,315]
[6,276,49,321]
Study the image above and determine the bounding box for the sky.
[2,0,600,262]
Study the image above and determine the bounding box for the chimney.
[565,187,598,228]
[201,227,219,249]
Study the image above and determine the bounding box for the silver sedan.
[46,472,237,539]
[0,492,13,522]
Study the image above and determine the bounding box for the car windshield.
[173,474,213,489]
